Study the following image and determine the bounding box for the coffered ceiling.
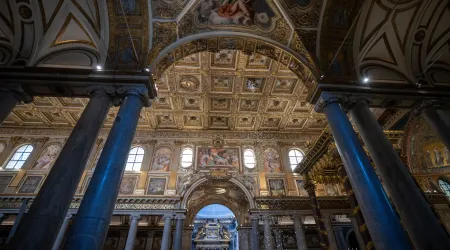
[2,50,327,132]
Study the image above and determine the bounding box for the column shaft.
[292,215,307,250]
[422,105,450,150]
[173,217,184,250]
[0,90,20,125]
[350,101,450,249]
[125,215,141,250]
[251,218,260,250]
[323,215,338,250]
[320,97,411,249]
[63,92,144,250]
[52,214,72,250]
[8,90,112,250]
[263,216,274,250]
[274,229,283,250]
[161,217,172,250]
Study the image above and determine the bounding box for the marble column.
[161,215,173,250]
[315,92,411,250]
[173,215,185,250]
[0,86,32,125]
[349,98,450,249]
[323,214,338,250]
[62,88,148,250]
[333,227,348,250]
[262,216,274,250]
[52,214,72,250]
[8,87,113,250]
[292,215,307,250]
[350,217,367,250]
[303,177,329,250]
[419,100,450,150]
[125,215,141,250]
[251,216,260,250]
[274,229,283,250]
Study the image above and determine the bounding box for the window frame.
[125,146,145,171]
[438,179,450,199]
[4,144,34,170]
[288,148,304,170]
[243,149,256,169]
[180,147,194,168]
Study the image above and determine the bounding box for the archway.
[192,204,238,250]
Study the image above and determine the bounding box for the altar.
[194,222,231,250]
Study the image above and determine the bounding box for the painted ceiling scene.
[0,0,448,130]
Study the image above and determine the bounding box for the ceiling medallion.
[245,78,261,92]
[179,75,199,91]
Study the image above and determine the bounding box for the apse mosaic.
[196,147,240,170]
[406,117,450,173]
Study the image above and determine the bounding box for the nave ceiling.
[0,0,448,133]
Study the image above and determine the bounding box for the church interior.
[0,0,449,249]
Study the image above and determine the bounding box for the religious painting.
[0,175,14,193]
[324,184,340,196]
[147,177,167,195]
[18,175,44,194]
[268,178,286,196]
[119,176,139,195]
[196,147,240,170]
[151,147,173,172]
[194,0,276,30]
[263,148,283,173]
[423,143,450,168]
[295,179,308,196]
[32,144,61,170]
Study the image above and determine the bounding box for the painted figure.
[151,147,172,172]
[197,147,239,169]
[147,178,166,195]
[263,148,282,173]
[119,177,137,195]
[33,144,61,170]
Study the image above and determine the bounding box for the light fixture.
[96,65,102,70]
[363,77,369,83]
[145,68,150,72]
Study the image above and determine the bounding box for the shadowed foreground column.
[350,98,450,249]
[0,86,32,125]
[7,88,113,250]
[62,88,147,250]
[316,92,411,250]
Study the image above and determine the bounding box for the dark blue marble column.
[7,87,113,250]
[250,216,260,250]
[173,215,185,250]
[350,98,450,249]
[315,92,411,250]
[62,88,146,250]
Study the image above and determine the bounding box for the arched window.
[438,179,450,199]
[243,149,256,169]
[125,147,145,171]
[288,149,304,170]
[5,144,34,169]
[180,148,193,168]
